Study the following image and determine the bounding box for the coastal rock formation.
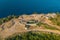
[0,13,60,39]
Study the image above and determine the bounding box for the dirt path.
[1,27,60,39]
[1,18,60,39]
[43,22,60,30]
[29,29,60,34]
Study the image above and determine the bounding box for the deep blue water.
[0,0,60,18]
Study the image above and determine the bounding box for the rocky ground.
[0,13,60,39]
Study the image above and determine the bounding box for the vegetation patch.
[5,31,60,40]
[49,13,60,26]
[37,22,59,30]
[0,15,19,25]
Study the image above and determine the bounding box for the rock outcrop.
[0,13,59,39]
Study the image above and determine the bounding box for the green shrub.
[37,22,43,26]
[5,31,60,40]
[37,22,58,30]
[0,15,19,25]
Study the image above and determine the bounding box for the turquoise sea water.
[0,0,60,17]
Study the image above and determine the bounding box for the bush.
[0,15,19,25]
[5,31,60,40]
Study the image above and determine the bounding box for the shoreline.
[0,12,58,18]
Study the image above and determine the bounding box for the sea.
[0,0,60,18]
